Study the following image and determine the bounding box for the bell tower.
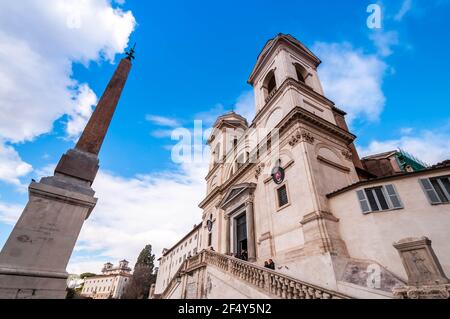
[247,34,362,261]
[205,112,248,193]
[248,34,355,136]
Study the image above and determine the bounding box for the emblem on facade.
[207,219,213,232]
[271,166,285,185]
[288,130,315,146]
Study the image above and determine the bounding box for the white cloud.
[0,0,135,144]
[65,161,208,273]
[66,84,98,140]
[313,42,387,123]
[0,0,135,186]
[146,115,181,128]
[193,91,255,128]
[0,202,23,225]
[234,91,255,124]
[358,127,450,165]
[395,0,413,21]
[0,142,33,187]
[150,129,175,139]
[370,31,399,57]
[400,127,413,135]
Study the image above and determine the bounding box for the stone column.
[225,215,231,255]
[245,200,256,262]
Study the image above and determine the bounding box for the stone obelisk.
[0,49,134,299]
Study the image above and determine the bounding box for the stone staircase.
[160,249,351,299]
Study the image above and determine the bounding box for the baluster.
[253,270,259,286]
[282,278,289,299]
[292,283,300,299]
[275,276,282,297]
[315,290,323,299]
[308,287,316,299]
[263,272,270,292]
[268,274,275,294]
[302,285,310,299]
[295,283,304,299]
[286,280,293,299]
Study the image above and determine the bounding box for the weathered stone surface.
[0,57,132,299]
[76,58,131,155]
[54,148,99,185]
[340,260,404,293]
[393,237,449,286]
[0,181,97,298]
[393,284,450,299]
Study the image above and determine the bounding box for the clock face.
[271,166,285,185]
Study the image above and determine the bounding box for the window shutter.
[419,179,441,204]
[356,190,371,214]
[384,184,403,209]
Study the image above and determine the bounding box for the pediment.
[218,183,256,209]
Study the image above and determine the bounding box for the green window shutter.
[419,179,441,204]
[384,184,403,209]
[357,190,371,214]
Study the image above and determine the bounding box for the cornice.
[199,106,357,209]
[251,77,335,126]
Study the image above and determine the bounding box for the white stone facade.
[154,225,201,295]
[80,260,132,299]
[154,34,450,299]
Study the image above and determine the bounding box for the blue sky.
[0,0,449,273]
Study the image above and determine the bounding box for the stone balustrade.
[160,249,350,299]
[202,249,350,299]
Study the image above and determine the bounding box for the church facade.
[153,34,450,299]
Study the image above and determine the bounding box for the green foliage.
[122,244,157,299]
[80,272,97,279]
[135,244,156,271]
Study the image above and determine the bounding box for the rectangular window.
[277,185,289,208]
[356,184,403,214]
[208,232,212,246]
[420,175,450,204]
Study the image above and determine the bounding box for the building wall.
[329,169,450,280]
[81,274,130,299]
[154,226,201,295]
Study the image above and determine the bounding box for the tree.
[122,244,157,299]
[80,272,96,279]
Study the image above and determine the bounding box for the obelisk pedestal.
[0,176,97,299]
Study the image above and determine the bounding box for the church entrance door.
[235,213,247,257]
